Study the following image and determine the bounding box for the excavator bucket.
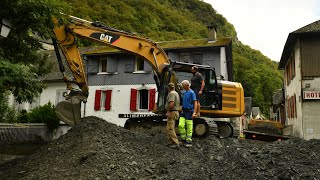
[55,96,82,126]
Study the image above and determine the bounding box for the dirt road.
[0,116,319,179]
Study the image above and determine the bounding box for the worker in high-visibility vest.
[178,80,197,147]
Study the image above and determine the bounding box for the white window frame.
[98,58,109,74]
[97,57,118,75]
[133,57,149,73]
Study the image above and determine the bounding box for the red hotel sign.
[303,91,320,99]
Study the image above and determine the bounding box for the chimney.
[207,25,217,42]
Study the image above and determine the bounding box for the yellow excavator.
[53,15,245,138]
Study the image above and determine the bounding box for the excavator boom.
[53,15,171,125]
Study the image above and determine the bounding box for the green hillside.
[66,0,283,116]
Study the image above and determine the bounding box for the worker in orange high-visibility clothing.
[178,80,197,147]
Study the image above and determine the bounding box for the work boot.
[184,141,192,148]
[167,143,179,149]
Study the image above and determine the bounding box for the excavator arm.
[53,15,172,125]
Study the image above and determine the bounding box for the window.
[180,52,202,64]
[136,58,144,71]
[94,90,112,111]
[98,55,118,74]
[192,53,203,64]
[139,89,149,109]
[99,58,108,73]
[130,88,156,111]
[56,89,67,106]
[286,94,297,118]
[285,53,295,85]
[180,53,191,63]
[134,57,152,72]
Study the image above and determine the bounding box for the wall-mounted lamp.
[0,19,12,38]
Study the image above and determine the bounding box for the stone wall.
[0,123,71,144]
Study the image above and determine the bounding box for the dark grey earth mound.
[1,116,319,180]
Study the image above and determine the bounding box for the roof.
[279,20,320,69]
[41,50,65,81]
[41,49,88,81]
[83,37,232,55]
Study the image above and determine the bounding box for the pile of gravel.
[1,116,319,179]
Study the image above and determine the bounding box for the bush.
[0,92,17,123]
[28,102,60,131]
[17,109,28,123]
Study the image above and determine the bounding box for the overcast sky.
[204,0,320,61]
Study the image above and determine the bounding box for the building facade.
[279,20,320,140]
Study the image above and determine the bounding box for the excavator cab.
[165,62,221,111]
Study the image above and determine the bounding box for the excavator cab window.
[207,69,218,91]
[199,68,220,110]
[169,62,220,110]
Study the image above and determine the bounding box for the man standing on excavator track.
[179,80,197,148]
[190,66,205,117]
[165,83,180,149]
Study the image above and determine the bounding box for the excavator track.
[199,118,234,138]
[124,116,235,138]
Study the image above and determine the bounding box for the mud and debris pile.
[1,116,320,179]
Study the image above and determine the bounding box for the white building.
[278,20,320,140]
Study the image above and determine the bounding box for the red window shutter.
[94,90,102,111]
[286,98,290,118]
[294,94,297,117]
[289,97,292,118]
[290,97,293,118]
[292,96,294,118]
[104,90,112,110]
[130,88,137,111]
[148,88,156,111]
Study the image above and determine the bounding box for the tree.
[0,0,69,121]
[233,42,283,116]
